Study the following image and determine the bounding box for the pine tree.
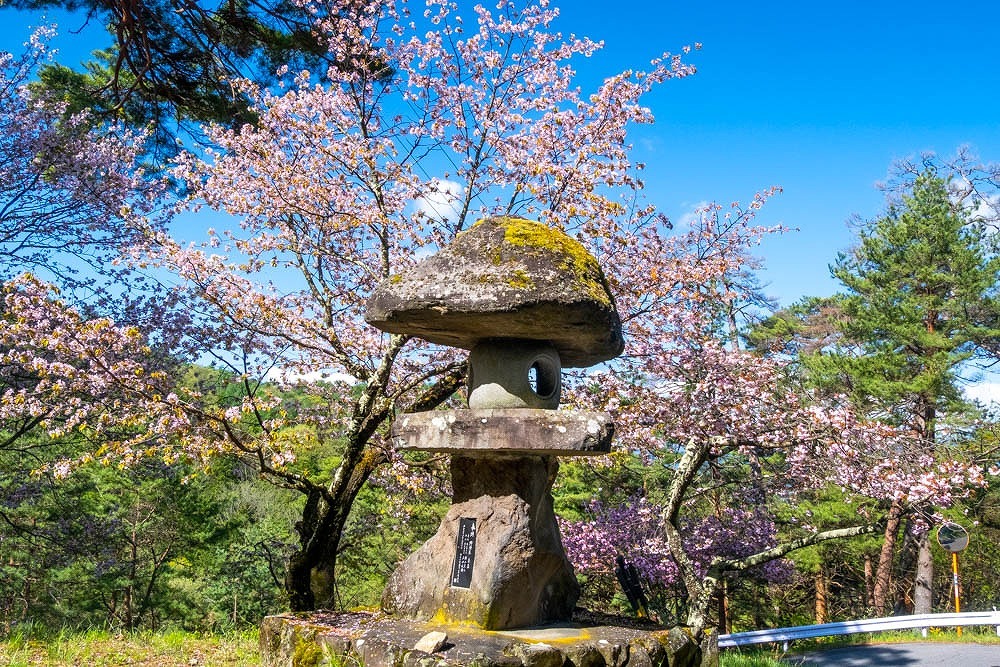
[809,168,1000,614]
[3,0,384,158]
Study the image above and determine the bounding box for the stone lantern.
[364,216,623,630]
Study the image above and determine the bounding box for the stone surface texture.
[364,217,623,367]
[382,455,578,630]
[259,611,718,667]
[467,340,562,409]
[391,409,613,456]
[414,631,450,654]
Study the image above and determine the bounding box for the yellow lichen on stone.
[477,217,611,305]
[429,605,491,630]
[500,218,598,274]
[507,269,534,289]
[290,626,324,667]
[291,639,323,667]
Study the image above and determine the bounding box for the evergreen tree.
[806,168,1000,614]
[3,0,384,157]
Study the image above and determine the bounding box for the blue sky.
[3,1,999,398]
[558,0,1000,306]
[4,1,998,305]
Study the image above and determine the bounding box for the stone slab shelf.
[391,408,614,456]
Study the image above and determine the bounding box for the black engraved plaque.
[450,517,477,588]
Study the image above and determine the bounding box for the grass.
[788,626,1000,648]
[0,628,260,666]
[721,650,787,667]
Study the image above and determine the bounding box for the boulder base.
[259,611,718,667]
[382,455,578,630]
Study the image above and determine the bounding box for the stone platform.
[391,409,613,456]
[260,610,717,667]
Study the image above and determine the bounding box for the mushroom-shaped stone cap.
[364,217,624,367]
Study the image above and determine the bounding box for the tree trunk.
[286,493,354,611]
[894,519,919,614]
[872,500,903,616]
[814,568,828,624]
[717,580,729,635]
[285,445,385,611]
[685,573,718,637]
[864,554,874,609]
[752,583,764,630]
[286,502,352,611]
[125,513,138,630]
[285,551,316,612]
[913,530,933,614]
[911,399,936,615]
[282,357,465,612]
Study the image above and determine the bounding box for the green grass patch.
[0,628,259,666]
[721,649,786,667]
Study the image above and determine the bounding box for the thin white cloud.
[964,381,1000,406]
[264,367,357,387]
[416,178,465,224]
[948,177,1000,226]
[676,201,711,229]
[967,194,1000,225]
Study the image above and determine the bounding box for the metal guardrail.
[719,610,1000,650]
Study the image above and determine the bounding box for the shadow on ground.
[782,642,1000,666]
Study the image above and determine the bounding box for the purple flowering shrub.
[560,496,792,619]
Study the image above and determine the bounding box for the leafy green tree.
[771,485,886,623]
[333,480,447,609]
[0,455,232,631]
[801,168,1000,615]
[938,424,1000,613]
[172,463,298,629]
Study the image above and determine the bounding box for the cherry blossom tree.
[563,200,986,634]
[0,27,163,291]
[560,496,792,623]
[0,274,169,468]
[1,28,172,459]
[112,0,697,611]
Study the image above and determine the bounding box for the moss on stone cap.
[480,217,610,305]
[365,216,623,367]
